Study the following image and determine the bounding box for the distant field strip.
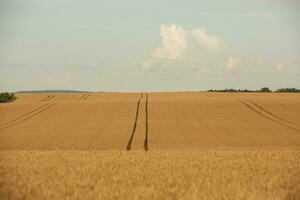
[144,93,149,151]
[245,99,297,126]
[126,93,143,150]
[0,103,56,131]
[238,100,300,132]
[1,92,299,151]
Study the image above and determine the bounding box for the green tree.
[260,87,271,92]
[0,92,16,103]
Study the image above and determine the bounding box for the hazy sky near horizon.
[0,0,299,92]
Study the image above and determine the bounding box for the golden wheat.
[1,151,300,200]
[0,92,300,199]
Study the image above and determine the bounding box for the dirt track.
[0,92,299,150]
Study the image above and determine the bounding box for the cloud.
[198,67,209,74]
[191,66,209,78]
[154,24,187,60]
[275,61,298,72]
[65,74,72,81]
[226,57,240,70]
[140,59,162,73]
[43,74,55,81]
[43,74,73,82]
[140,24,229,75]
[276,63,285,71]
[192,28,222,52]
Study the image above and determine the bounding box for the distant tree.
[260,87,271,92]
[207,88,255,92]
[0,92,16,103]
[276,88,300,93]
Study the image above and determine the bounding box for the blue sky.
[0,0,299,92]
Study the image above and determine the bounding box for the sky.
[0,0,299,92]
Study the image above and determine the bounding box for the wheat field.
[0,92,300,199]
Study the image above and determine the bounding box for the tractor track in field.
[205,93,215,97]
[39,96,50,102]
[126,93,143,151]
[0,103,57,131]
[78,93,91,101]
[238,100,299,132]
[39,95,55,102]
[0,103,52,128]
[47,95,55,101]
[82,94,91,101]
[244,99,297,126]
[144,93,149,151]
[78,94,88,100]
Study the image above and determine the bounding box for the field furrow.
[245,99,298,127]
[130,93,147,150]
[144,93,149,151]
[238,99,300,132]
[0,103,51,128]
[126,94,142,150]
[78,93,88,100]
[82,93,91,101]
[0,103,56,132]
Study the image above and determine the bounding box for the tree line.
[207,88,300,93]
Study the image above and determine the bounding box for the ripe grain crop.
[0,92,299,199]
[0,151,299,200]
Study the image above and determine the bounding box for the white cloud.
[140,24,230,75]
[275,60,297,72]
[154,24,187,60]
[43,74,55,80]
[192,28,222,52]
[140,59,162,73]
[197,67,209,74]
[42,74,73,82]
[276,63,285,71]
[226,57,240,70]
[65,74,72,81]
[192,66,209,78]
